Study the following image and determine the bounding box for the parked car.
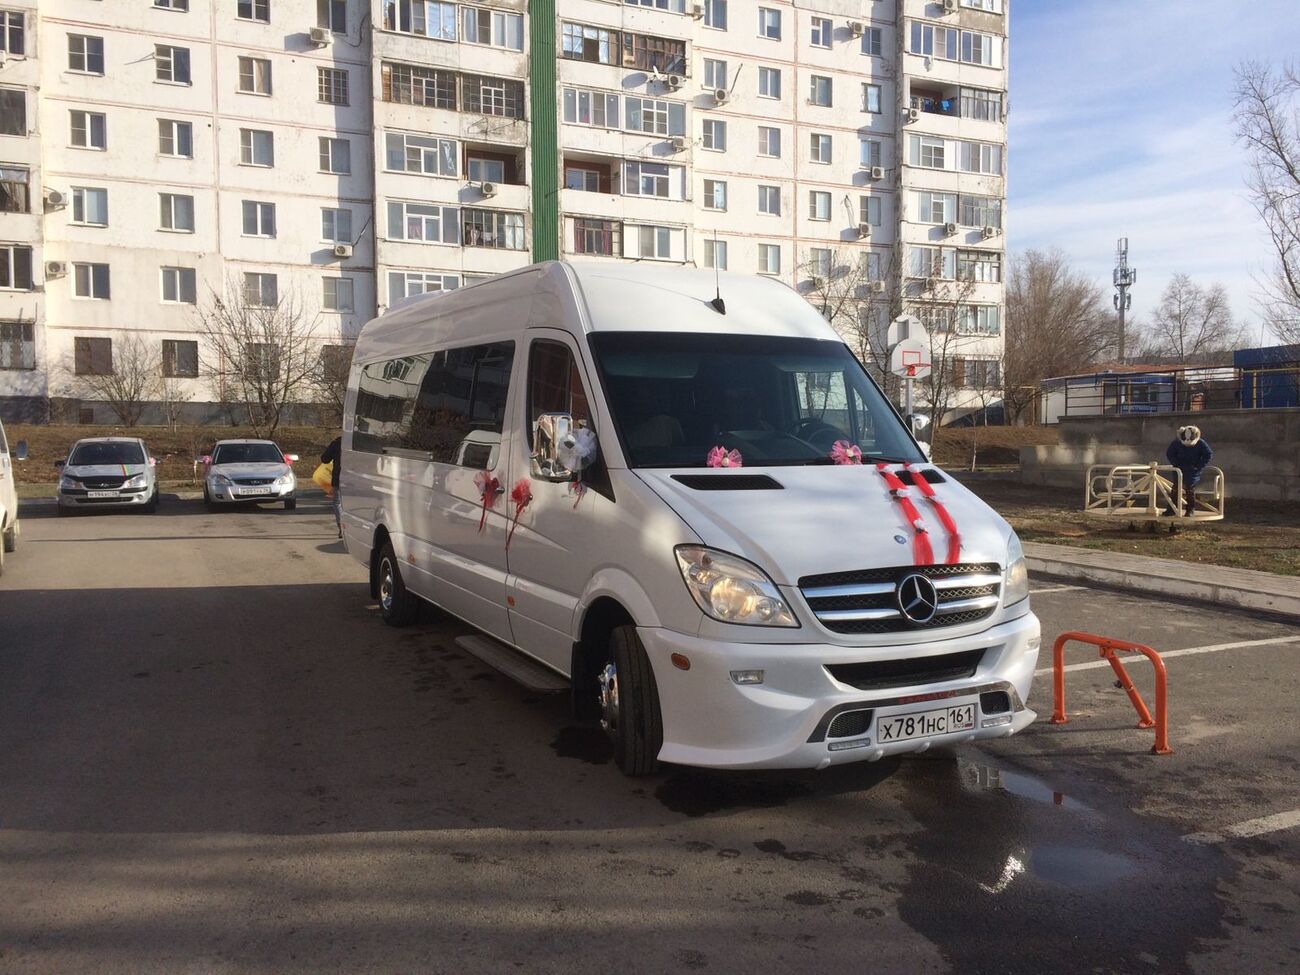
[341,262,1040,777]
[0,417,28,574]
[200,439,298,510]
[56,437,159,515]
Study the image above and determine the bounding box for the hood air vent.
[671,474,784,491]
[894,468,946,485]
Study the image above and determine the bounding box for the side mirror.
[13,440,26,461]
[198,455,211,465]
[534,412,600,483]
[148,456,158,467]
[54,459,65,470]
[285,453,299,463]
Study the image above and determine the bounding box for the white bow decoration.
[557,426,599,473]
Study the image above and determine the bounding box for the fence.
[1048,364,1300,421]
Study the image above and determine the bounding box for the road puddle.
[958,760,1087,812]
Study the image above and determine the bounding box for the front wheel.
[2,522,15,553]
[599,625,663,777]
[283,497,297,511]
[376,541,421,627]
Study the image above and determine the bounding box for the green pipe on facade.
[528,0,560,262]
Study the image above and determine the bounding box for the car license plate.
[87,490,119,499]
[877,704,976,743]
[236,487,272,496]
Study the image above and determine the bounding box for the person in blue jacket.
[1165,425,1212,516]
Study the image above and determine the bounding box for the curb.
[1024,542,1300,622]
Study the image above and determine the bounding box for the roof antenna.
[708,231,725,315]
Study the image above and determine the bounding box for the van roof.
[355,262,842,360]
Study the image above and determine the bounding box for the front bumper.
[58,487,152,508]
[208,481,295,503]
[639,610,1041,770]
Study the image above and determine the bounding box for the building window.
[625,96,685,136]
[318,67,348,104]
[910,134,946,169]
[621,32,687,74]
[704,58,727,91]
[380,62,455,108]
[809,248,832,279]
[321,207,353,242]
[961,87,1003,122]
[561,23,615,64]
[461,6,524,50]
[462,208,525,249]
[703,238,727,270]
[305,136,347,175]
[243,272,278,307]
[960,193,1002,229]
[757,65,780,99]
[572,217,620,256]
[562,88,620,129]
[703,0,726,30]
[238,56,272,94]
[911,245,954,279]
[702,118,726,151]
[862,251,883,282]
[959,140,1003,175]
[703,179,726,211]
[961,31,999,67]
[160,267,197,304]
[388,271,460,303]
[384,132,455,176]
[758,125,780,157]
[466,155,505,183]
[860,195,883,227]
[71,186,109,227]
[808,191,831,221]
[241,200,276,237]
[862,83,882,114]
[911,23,1002,67]
[810,17,831,48]
[861,27,883,57]
[383,0,457,39]
[860,139,882,169]
[73,263,111,299]
[957,305,1001,335]
[0,165,30,213]
[462,73,525,118]
[758,243,780,275]
[624,161,674,199]
[318,0,347,32]
[758,184,780,216]
[155,45,191,84]
[915,191,956,224]
[757,7,780,40]
[0,321,35,370]
[68,34,105,74]
[162,339,199,376]
[70,110,107,149]
[0,89,25,136]
[635,225,672,260]
[322,276,354,312]
[565,165,601,191]
[158,119,193,157]
[237,0,270,22]
[0,11,25,56]
[809,75,832,107]
[75,337,113,375]
[958,249,1002,283]
[0,244,33,290]
[810,133,831,164]
[154,0,190,10]
[387,200,459,243]
[962,0,1003,11]
[158,193,195,232]
[239,128,274,166]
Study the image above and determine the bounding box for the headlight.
[124,473,147,489]
[674,545,798,627]
[275,472,294,486]
[58,475,76,490]
[1004,532,1029,606]
[211,473,232,487]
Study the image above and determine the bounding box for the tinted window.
[352,354,432,454]
[212,443,284,464]
[409,342,515,467]
[69,441,146,466]
[528,340,590,447]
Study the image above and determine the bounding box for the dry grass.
[930,425,1060,469]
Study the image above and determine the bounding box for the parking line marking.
[1183,808,1300,845]
[1034,635,1300,676]
[1030,585,1088,595]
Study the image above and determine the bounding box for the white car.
[200,439,298,510]
[0,417,27,575]
[56,437,159,516]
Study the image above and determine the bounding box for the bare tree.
[1003,249,1114,423]
[907,270,981,427]
[63,333,160,426]
[1143,274,1243,363]
[960,352,1006,469]
[1234,61,1300,343]
[158,374,192,432]
[307,339,356,428]
[196,277,323,437]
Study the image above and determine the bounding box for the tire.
[284,498,297,511]
[0,534,5,575]
[599,625,663,777]
[143,489,158,514]
[203,486,216,513]
[3,521,15,553]
[57,504,71,518]
[376,541,421,627]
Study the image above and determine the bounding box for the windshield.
[212,443,284,465]
[69,441,146,467]
[589,332,924,468]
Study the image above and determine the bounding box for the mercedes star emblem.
[896,573,939,624]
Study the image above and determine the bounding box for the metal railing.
[1058,364,1300,417]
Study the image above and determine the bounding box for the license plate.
[877,704,976,743]
[236,487,272,496]
[87,490,119,499]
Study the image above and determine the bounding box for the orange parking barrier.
[1049,631,1173,755]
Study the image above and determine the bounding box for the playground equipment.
[1085,462,1224,527]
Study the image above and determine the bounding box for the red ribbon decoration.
[506,478,532,549]
[473,471,501,533]
[876,463,934,566]
[905,463,961,564]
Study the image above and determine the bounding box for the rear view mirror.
[13,440,26,461]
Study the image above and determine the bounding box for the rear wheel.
[376,541,421,627]
[599,625,663,777]
[3,521,15,553]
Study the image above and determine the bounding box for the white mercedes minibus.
[341,262,1040,775]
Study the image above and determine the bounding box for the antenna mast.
[1113,237,1137,362]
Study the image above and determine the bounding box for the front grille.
[826,648,986,691]
[79,476,127,490]
[827,709,874,738]
[233,477,275,486]
[799,562,1001,634]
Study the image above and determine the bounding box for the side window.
[352,354,433,454]
[409,341,515,467]
[527,339,591,447]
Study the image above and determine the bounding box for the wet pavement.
[0,501,1296,973]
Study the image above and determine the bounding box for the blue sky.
[1009,0,1298,343]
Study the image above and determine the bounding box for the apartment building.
[0,0,1007,422]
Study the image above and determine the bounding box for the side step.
[454,635,570,693]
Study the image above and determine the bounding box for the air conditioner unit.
[332,243,353,259]
[670,135,688,152]
[308,26,332,47]
[924,276,938,291]
[944,221,959,236]
[981,225,999,239]
[848,21,865,37]
[45,260,68,278]
[869,280,885,294]
[857,223,872,239]
[666,74,683,91]
[691,3,705,19]
[480,181,498,197]
[869,166,885,180]
[43,187,67,209]
[713,88,729,105]
[942,0,958,13]
[907,108,920,123]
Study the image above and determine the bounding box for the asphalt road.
[1,497,1297,974]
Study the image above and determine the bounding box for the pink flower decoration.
[707,446,743,468]
[830,440,863,465]
[506,478,533,550]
